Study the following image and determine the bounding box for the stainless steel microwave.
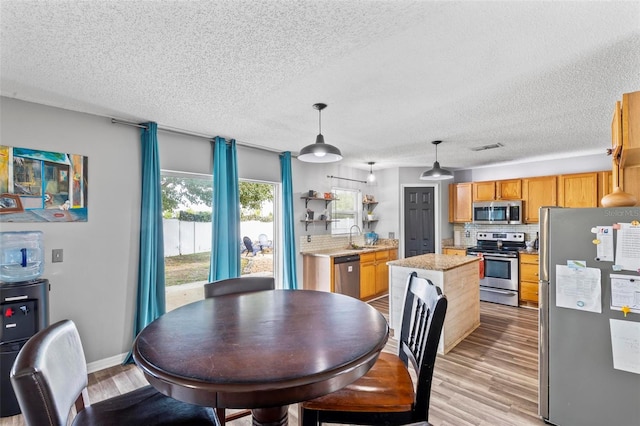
[472,200,522,224]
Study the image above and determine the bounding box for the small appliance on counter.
[365,232,378,245]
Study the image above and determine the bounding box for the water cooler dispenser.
[0,231,50,417]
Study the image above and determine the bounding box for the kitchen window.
[331,188,361,235]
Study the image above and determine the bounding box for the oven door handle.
[478,253,517,259]
[480,288,515,295]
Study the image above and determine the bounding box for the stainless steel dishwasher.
[334,254,360,299]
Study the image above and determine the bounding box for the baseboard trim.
[87,352,128,373]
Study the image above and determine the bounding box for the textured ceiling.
[2,1,639,172]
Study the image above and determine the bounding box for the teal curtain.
[280,152,298,289]
[209,137,241,281]
[124,122,165,364]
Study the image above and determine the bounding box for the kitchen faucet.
[349,225,361,248]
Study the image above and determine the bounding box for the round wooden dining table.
[133,289,389,426]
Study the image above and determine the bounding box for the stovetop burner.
[466,231,526,256]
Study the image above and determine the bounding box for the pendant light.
[420,140,453,180]
[298,103,343,163]
[367,162,376,183]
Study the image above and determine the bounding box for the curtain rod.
[110,118,287,155]
[327,175,367,184]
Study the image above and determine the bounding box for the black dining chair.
[299,271,447,426]
[204,276,276,424]
[10,319,220,426]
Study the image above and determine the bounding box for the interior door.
[404,187,435,257]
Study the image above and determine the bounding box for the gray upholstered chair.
[204,276,275,298]
[299,271,447,426]
[204,275,276,425]
[10,319,219,426]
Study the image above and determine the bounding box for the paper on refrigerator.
[610,274,640,314]
[555,264,602,313]
[609,319,640,375]
[615,223,640,271]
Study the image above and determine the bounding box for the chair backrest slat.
[398,271,447,422]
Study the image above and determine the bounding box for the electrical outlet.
[307,235,311,242]
[52,249,63,263]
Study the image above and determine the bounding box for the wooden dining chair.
[299,271,447,426]
[204,276,276,424]
[10,319,220,426]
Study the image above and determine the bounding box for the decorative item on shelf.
[363,194,375,203]
[601,146,637,207]
[308,190,317,197]
[324,192,332,199]
[305,209,314,221]
[298,103,342,163]
[419,140,453,180]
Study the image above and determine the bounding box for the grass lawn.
[164,252,250,286]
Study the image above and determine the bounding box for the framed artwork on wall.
[0,145,88,222]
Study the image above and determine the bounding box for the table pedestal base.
[252,406,288,426]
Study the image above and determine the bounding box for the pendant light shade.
[298,103,343,163]
[420,140,453,180]
[367,162,376,183]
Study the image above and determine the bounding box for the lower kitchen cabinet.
[520,252,539,307]
[443,248,467,256]
[360,248,397,300]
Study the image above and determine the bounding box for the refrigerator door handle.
[539,207,550,282]
[539,279,549,420]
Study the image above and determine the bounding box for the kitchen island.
[388,253,480,355]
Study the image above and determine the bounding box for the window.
[331,187,361,235]
[161,171,277,311]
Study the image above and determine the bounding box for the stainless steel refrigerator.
[539,207,640,426]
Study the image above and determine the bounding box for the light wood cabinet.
[522,175,557,223]
[360,248,396,300]
[619,91,640,205]
[620,90,640,169]
[443,248,467,256]
[472,181,496,201]
[449,183,472,223]
[360,252,377,299]
[598,171,613,206]
[472,179,522,201]
[519,253,539,307]
[497,179,522,200]
[557,172,599,207]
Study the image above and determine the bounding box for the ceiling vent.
[470,143,504,152]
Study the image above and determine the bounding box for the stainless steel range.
[466,232,525,307]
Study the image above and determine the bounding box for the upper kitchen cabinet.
[449,182,472,223]
[472,179,521,201]
[618,91,640,205]
[598,171,613,206]
[522,175,557,223]
[619,90,640,169]
[557,172,599,207]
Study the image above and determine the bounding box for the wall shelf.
[301,196,338,209]
[300,219,335,231]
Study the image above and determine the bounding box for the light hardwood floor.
[0,299,545,426]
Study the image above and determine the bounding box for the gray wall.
[1,97,142,367]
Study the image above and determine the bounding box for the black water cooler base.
[0,278,49,417]
[0,340,28,417]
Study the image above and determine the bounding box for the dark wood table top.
[133,289,389,410]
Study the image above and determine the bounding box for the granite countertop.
[301,245,397,258]
[387,253,479,272]
[442,245,472,250]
